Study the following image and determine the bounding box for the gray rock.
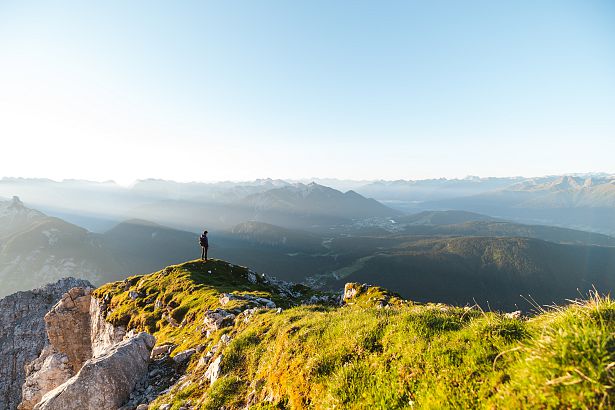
[150,344,175,358]
[44,287,93,372]
[343,283,361,301]
[219,293,239,306]
[204,355,223,385]
[173,348,196,365]
[255,298,276,308]
[34,333,155,410]
[19,346,74,410]
[220,334,232,345]
[90,297,126,357]
[238,307,261,324]
[203,309,236,331]
[20,287,131,410]
[0,278,92,410]
[504,310,522,319]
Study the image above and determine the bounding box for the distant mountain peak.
[240,182,399,221]
[10,195,23,207]
[0,196,44,222]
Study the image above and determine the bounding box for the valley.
[1,180,614,312]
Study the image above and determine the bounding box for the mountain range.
[5,174,615,234]
[1,193,613,310]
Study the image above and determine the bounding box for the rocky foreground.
[0,278,91,409]
[1,259,613,409]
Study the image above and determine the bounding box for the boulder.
[255,298,276,308]
[90,296,126,357]
[219,293,239,306]
[504,310,522,319]
[204,355,223,385]
[172,348,196,365]
[151,344,176,358]
[34,332,155,410]
[343,283,364,302]
[203,309,236,331]
[0,278,92,410]
[44,287,93,372]
[220,334,232,345]
[19,346,73,410]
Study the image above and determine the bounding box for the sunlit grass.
[94,260,614,409]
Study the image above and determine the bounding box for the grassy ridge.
[93,260,614,409]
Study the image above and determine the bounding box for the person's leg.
[205,246,208,261]
[201,246,205,260]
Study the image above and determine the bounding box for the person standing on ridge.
[199,230,209,261]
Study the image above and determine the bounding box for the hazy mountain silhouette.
[424,176,615,234]
[395,210,615,246]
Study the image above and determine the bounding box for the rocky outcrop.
[90,295,125,357]
[0,278,92,410]
[19,347,72,410]
[33,333,155,410]
[19,287,101,410]
[343,282,363,301]
[18,287,146,410]
[18,285,156,410]
[202,309,236,333]
[44,288,93,372]
[204,355,223,385]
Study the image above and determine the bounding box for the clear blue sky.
[1,0,614,183]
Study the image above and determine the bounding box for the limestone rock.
[151,344,176,358]
[19,346,73,410]
[203,309,235,331]
[172,349,196,365]
[44,287,93,372]
[33,332,155,410]
[19,287,134,410]
[219,293,238,306]
[90,297,126,357]
[343,283,363,302]
[0,278,91,410]
[505,310,522,319]
[255,297,276,308]
[220,334,232,345]
[204,355,223,385]
[219,292,276,308]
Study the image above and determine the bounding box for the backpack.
[199,234,208,246]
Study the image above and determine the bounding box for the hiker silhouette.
[199,230,209,261]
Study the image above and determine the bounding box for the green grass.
[93,259,615,409]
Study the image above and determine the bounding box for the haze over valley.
[2,174,614,311]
